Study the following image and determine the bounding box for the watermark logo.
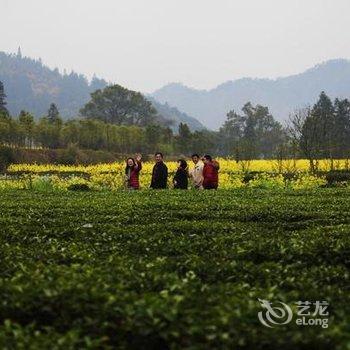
[258,299,329,328]
[258,299,293,328]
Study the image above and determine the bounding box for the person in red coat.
[202,155,220,189]
[125,154,142,189]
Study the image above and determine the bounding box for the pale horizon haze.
[2,0,350,93]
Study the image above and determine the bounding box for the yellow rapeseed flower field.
[7,158,350,175]
[3,158,349,191]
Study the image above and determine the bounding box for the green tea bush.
[0,189,349,349]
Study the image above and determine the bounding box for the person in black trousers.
[150,152,168,189]
[173,159,188,189]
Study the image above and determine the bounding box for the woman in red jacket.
[202,155,220,189]
[125,154,142,190]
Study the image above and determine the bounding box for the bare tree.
[287,107,320,172]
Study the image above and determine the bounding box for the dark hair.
[125,157,135,174]
[178,159,188,169]
[191,153,200,158]
[203,155,212,162]
[155,152,163,158]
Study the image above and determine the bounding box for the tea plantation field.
[0,189,349,349]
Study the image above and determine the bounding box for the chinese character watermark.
[258,299,329,328]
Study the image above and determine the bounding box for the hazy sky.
[2,0,350,92]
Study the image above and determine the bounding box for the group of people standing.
[125,153,220,190]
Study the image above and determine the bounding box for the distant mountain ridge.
[0,51,204,131]
[151,59,350,129]
[2,50,349,131]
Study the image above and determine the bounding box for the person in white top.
[189,153,204,189]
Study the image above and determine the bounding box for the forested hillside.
[0,51,204,131]
[0,50,107,118]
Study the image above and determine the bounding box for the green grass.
[0,189,349,349]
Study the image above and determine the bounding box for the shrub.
[0,146,15,172]
[67,183,91,191]
[31,175,57,192]
[325,171,350,186]
[56,143,83,165]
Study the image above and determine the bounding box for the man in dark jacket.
[150,152,168,189]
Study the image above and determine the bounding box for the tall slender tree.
[18,110,35,148]
[17,46,22,58]
[0,81,9,116]
[176,123,192,154]
[334,98,350,159]
[310,91,335,161]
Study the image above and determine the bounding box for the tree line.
[1,81,350,168]
[288,92,350,170]
[0,82,215,155]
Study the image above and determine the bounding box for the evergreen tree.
[145,124,161,153]
[18,110,35,147]
[90,75,107,92]
[310,91,336,160]
[0,81,9,116]
[333,98,350,158]
[192,130,217,155]
[43,103,62,148]
[17,46,22,58]
[219,109,245,159]
[47,103,61,124]
[176,123,192,154]
[295,92,338,171]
